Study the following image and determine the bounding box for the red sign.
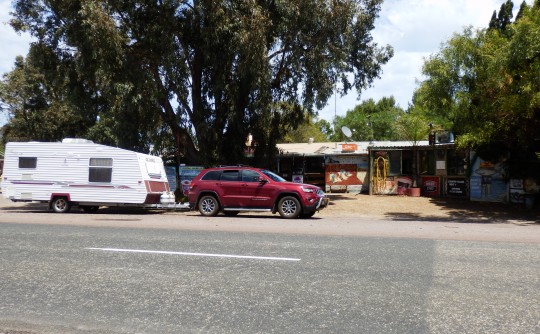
[421,176,440,196]
[341,144,357,152]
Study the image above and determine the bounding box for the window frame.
[19,157,37,169]
[219,170,240,182]
[241,170,261,182]
[88,158,113,183]
[201,170,222,181]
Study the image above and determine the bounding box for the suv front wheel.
[277,196,301,219]
[198,195,220,216]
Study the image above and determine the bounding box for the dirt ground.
[322,192,540,223]
[1,190,538,224]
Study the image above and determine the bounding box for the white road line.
[86,247,301,262]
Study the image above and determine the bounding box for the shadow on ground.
[326,193,539,224]
[391,198,539,224]
[3,193,539,224]
[0,202,167,215]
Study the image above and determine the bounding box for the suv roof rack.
[215,164,251,168]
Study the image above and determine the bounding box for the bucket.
[406,188,421,197]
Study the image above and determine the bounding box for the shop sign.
[447,178,467,197]
[421,176,440,196]
[469,153,508,202]
[325,164,363,186]
[341,143,357,152]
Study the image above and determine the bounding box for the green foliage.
[0,49,97,143]
[413,2,540,159]
[315,119,334,139]
[395,110,431,145]
[4,0,392,166]
[281,114,328,143]
[332,96,405,141]
[488,0,514,32]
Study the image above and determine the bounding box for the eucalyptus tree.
[413,1,540,160]
[0,48,99,143]
[488,0,514,32]
[8,0,392,166]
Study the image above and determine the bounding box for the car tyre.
[300,211,316,218]
[277,196,301,219]
[52,197,71,213]
[198,195,219,216]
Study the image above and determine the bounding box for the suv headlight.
[301,187,314,193]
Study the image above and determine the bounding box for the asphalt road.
[1,219,539,334]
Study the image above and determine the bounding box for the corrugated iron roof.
[277,141,435,155]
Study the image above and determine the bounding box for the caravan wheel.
[52,197,72,213]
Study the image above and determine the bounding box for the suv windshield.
[261,169,286,182]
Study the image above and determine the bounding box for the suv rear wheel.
[277,196,301,219]
[198,195,220,216]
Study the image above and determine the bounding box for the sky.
[0,0,532,126]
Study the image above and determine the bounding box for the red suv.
[188,166,328,218]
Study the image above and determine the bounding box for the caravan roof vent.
[62,138,94,144]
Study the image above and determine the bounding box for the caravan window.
[89,158,113,183]
[19,157,37,169]
[145,159,163,179]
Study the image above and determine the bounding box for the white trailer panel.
[1,139,173,212]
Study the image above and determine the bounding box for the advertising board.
[421,176,440,196]
[447,178,467,197]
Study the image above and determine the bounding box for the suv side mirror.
[258,177,268,184]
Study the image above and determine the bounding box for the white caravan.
[1,138,176,213]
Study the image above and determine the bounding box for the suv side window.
[242,170,261,182]
[220,170,240,181]
[201,170,222,180]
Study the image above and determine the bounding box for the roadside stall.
[368,141,468,197]
[276,141,371,192]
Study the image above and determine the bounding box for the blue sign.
[469,153,508,202]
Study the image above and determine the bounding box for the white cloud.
[0,1,33,75]
[0,0,533,126]
[318,0,532,122]
[0,0,34,125]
